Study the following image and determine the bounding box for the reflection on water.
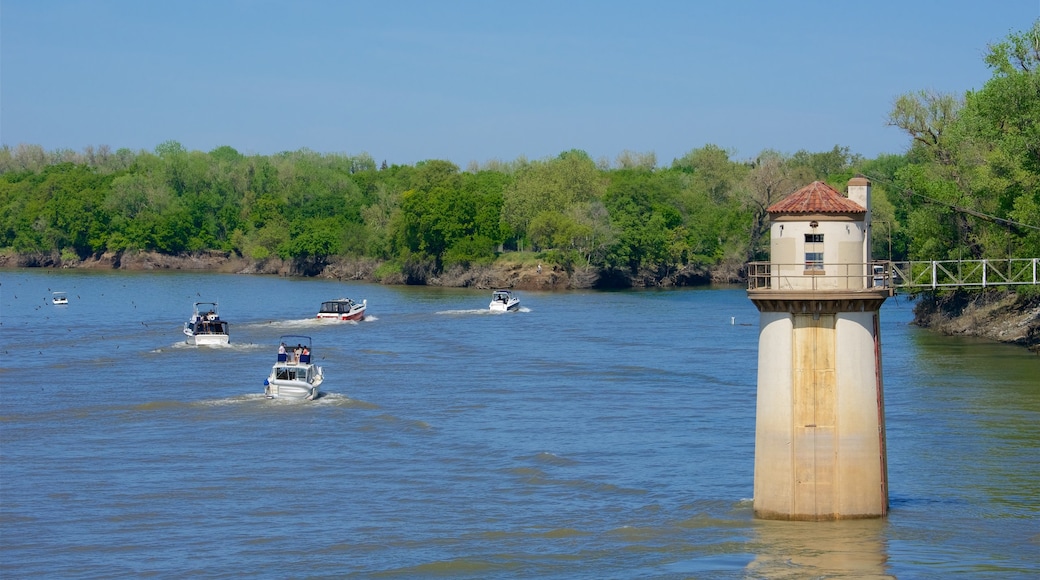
[749,519,893,579]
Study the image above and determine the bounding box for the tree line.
[1,21,1036,286]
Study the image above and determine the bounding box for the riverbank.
[0,249,717,291]
[0,250,582,291]
[912,289,1040,352]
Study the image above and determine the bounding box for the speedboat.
[489,289,520,312]
[51,291,68,305]
[265,335,324,400]
[317,298,367,321]
[183,301,230,346]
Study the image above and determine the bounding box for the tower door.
[791,313,837,518]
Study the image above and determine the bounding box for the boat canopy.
[192,320,229,334]
[320,299,359,314]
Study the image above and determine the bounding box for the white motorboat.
[183,301,230,346]
[265,335,324,400]
[317,298,367,321]
[51,291,68,305]
[489,289,520,312]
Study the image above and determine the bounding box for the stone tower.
[747,177,891,520]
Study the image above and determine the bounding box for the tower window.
[804,233,824,271]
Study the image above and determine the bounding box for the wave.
[152,341,268,353]
[436,309,493,315]
[246,316,376,329]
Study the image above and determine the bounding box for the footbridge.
[748,258,1040,293]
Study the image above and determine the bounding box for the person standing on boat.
[294,344,303,363]
[278,343,286,362]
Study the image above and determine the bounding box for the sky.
[1,0,1038,168]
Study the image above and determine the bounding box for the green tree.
[671,144,747,203]
[738,150,811,261]
[501,151,605,250]
[889,20,1040,260]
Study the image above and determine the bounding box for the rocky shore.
[5,250,1038,351]
[911,289,1040,352]
[0,249,714,291]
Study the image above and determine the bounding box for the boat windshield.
[195,320,229,334]
[321,300,355,313]
[275,366,302,381]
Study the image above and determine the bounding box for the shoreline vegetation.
[0,248,718,291]
[2,22,1037,350]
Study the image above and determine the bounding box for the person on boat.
[278,343,287,362]
[301,347,310,364]
[294,344,303,363]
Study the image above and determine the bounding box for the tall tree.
[500,151,605,250]
[890,20,1040,259]
[738,150,811,261]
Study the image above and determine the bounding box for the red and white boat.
[316,298,367,321]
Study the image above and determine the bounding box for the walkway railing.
[889,259,1039,289]
[748,259,1040,291]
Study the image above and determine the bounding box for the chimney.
[848,176,872,262]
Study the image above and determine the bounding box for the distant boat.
[316,298,367,322]
[183,301,229,346]
[51,291,68,305]
[265,335,324,400]
[489,289,520,312]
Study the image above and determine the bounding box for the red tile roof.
[767,181,866,214]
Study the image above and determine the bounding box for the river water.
[1,269,1037,578]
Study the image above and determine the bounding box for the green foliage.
[501,152,605,250]
[442,235,497,268]
[284,218,342,259]
[789,145,861,182]
[888,20,1040,262]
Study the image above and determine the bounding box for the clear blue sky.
[2,1,1037,167]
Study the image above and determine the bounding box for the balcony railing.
[747,261,892,292]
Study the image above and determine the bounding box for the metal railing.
[889,259,1039,289]
[747,261,892,292]
[748,258,1040,291]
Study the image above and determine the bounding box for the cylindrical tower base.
[749,293,888,520]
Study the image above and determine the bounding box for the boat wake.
[436,309,498,316]
[255,318,327,329]
[258,316,375,329]
[315,314,377,323]
[438,307,532,315]
[192,393,269,406]
[192,392,358,407]
[315,317,362,325]
[154,341,267,353]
